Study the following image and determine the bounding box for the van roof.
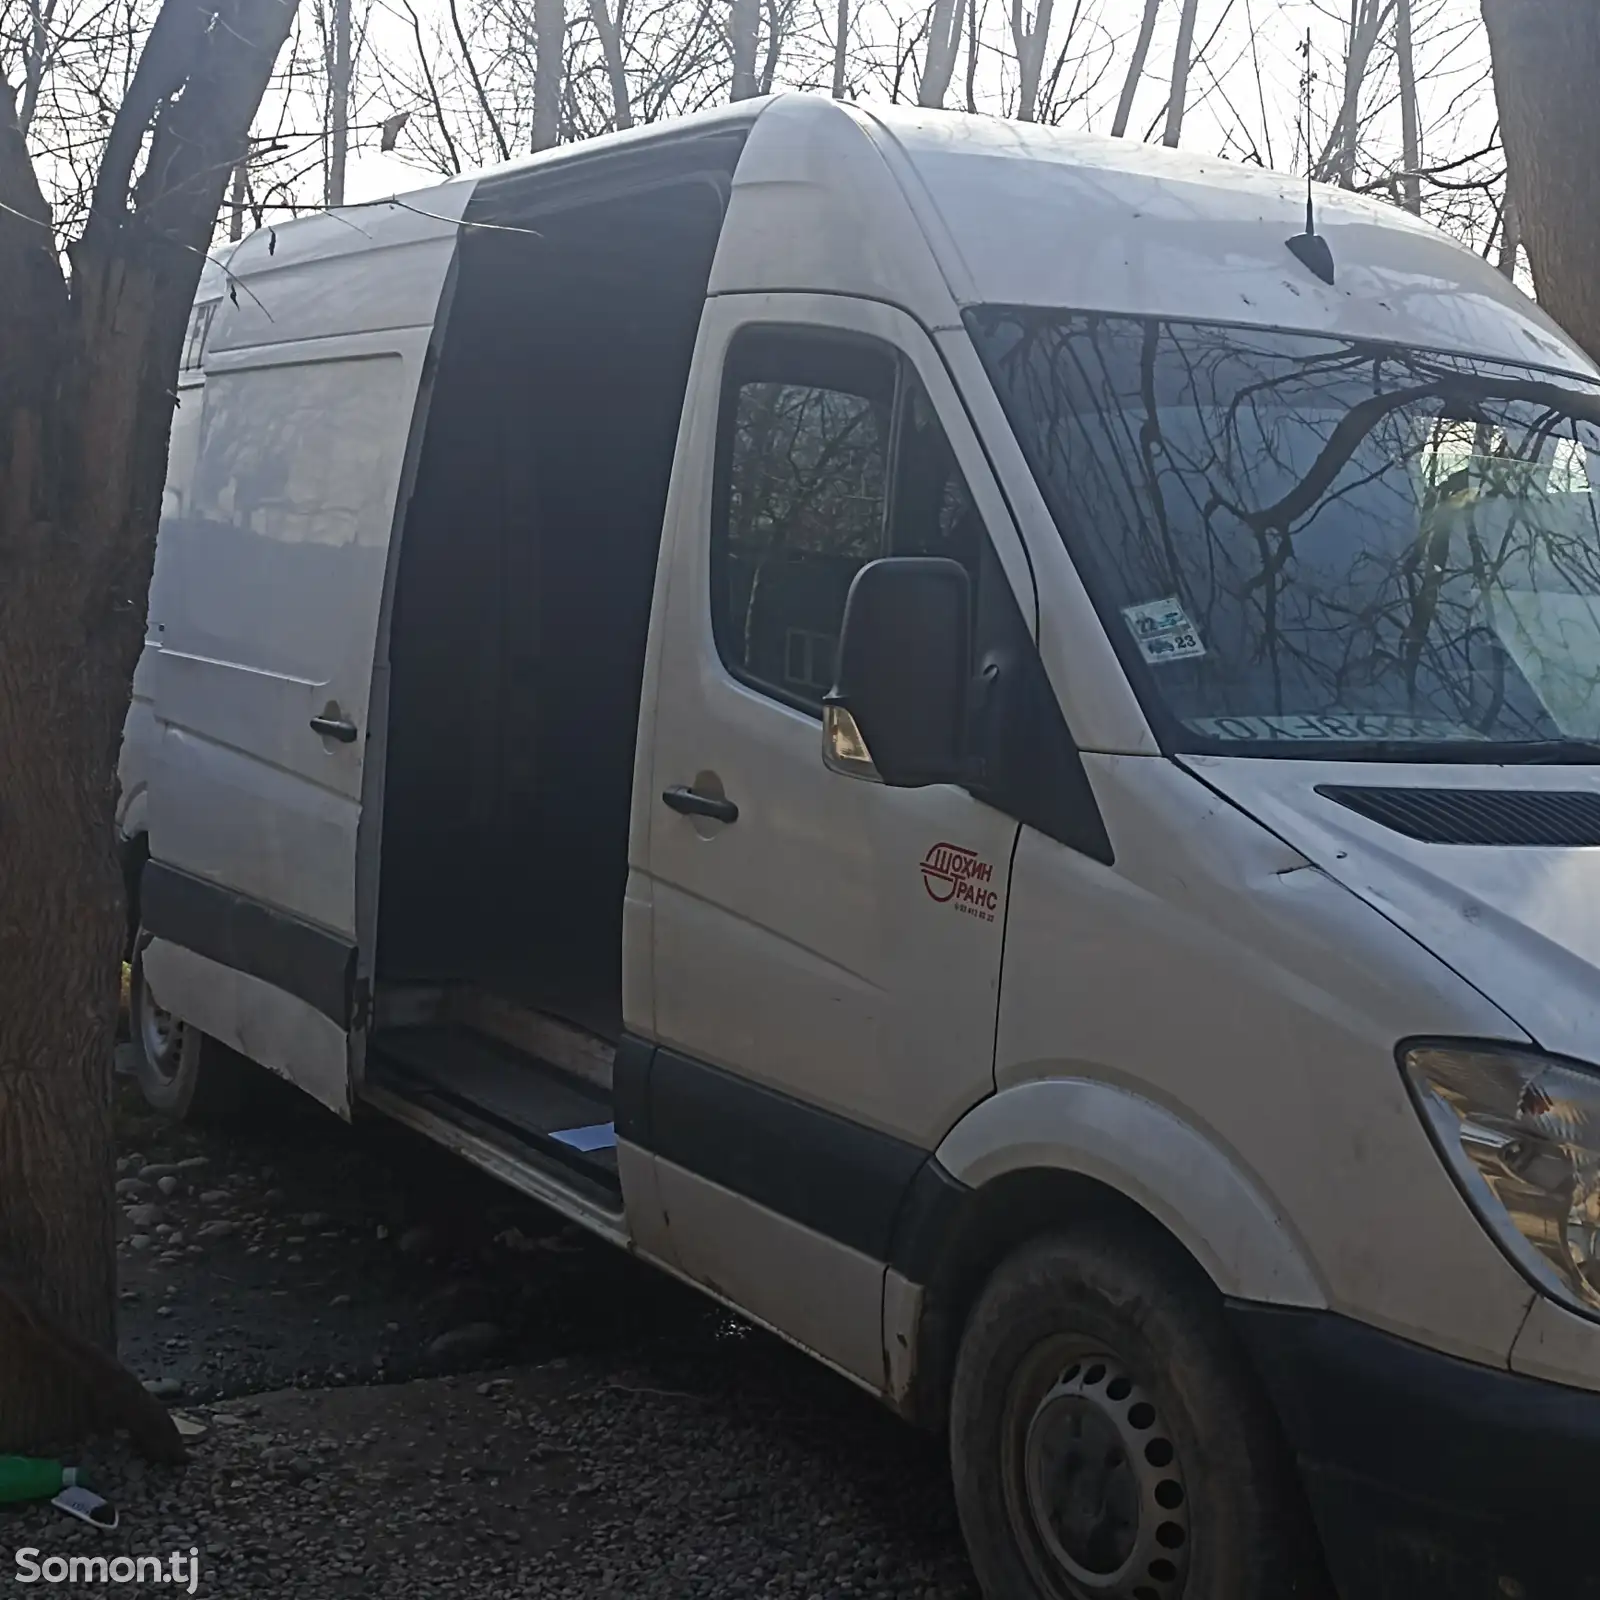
[848,102,1585,375]
[208,94,1588,380]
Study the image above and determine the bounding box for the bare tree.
[1496,189,1520,281]
[229,153,248,238]
[756,0,792,91]
[729,0,759,96]
[394,0,464,168]
[1483,0,1600,361]
[533,0,563,146]
[1008,0,1052,122]
[1160,0,1197,146]
[16,0,53,133]
[449,0,510,158]
[1321,0,1394,186]
[1110,0,1158,136]
[326,0,350,201]
[918,0,964,106]
[1033,0,1120,127]
[964,0,980,110]
[1394,0,1420,213]
[589,0,633,123]
[0,0,299,1450]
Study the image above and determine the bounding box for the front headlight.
[1403,1042,1600,1317]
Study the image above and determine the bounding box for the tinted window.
[713,333,893,710]
[712,330,985,712]
[892,382,984,572]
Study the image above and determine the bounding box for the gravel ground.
[0,1066,980,1598]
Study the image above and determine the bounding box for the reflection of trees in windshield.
[968,309,1600,753]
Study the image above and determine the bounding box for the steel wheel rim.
[1002,1340,1191,1599]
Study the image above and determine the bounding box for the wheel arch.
[890,1077,1327,1428]
[119,828,149,961]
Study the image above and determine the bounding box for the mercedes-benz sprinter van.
[119,95,1600,1600]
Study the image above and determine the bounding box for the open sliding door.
[141,188,468,1116]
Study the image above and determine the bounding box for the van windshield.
[968,308,1600,760]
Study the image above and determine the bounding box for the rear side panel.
[143,192,468,1114]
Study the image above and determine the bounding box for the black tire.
[950,1221,1329,1600]
[129,928,250,1122]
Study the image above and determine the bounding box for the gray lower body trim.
[140,861,356,1026]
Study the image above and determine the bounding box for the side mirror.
[824,557,970,787]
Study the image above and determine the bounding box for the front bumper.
[1229,1304,1600,1600]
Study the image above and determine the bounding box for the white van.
[119,94,1600,1600]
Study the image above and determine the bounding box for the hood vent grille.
[1316,785,1600,847]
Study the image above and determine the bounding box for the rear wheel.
[128,929,249,1122]
[949,1222,1328,1600]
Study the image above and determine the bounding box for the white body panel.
[1184,757,1600,1064]
[124,94,1600,1411]
[117,267,223,847]
[981,758,1539,1364]
[638,292,1025,1379]
[142,193,465,1114]
[143,941,349,1109]
[872,107,1586,372]
[934,1074,1327,1309]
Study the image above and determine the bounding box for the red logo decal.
[921,843,999,923]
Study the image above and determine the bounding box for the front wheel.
[949,1222,1328,1600]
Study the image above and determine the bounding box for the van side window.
[891,378,983,574]
[713,331,896,712]
[711,332,988,713]
[180,301,215,374]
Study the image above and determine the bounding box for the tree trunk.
[757,0,785,94]
[327,0,350,205]
[0,0,299,1452]
[964,0,981,112]
[1322,0,1384,186]
[0,584,127,1445]
[229,157,248,241]
[729,0,760,99]
[590,0,634,126]
[1394,0,1420,213]
[18,0,56,135]
[1496,189,1521,281]
[831,0,849,97]
[1010,0,1054,122]
[1161,0,1199,147]
[918,0,966,108]
[532,0,564,149]
[1111,0,1160,137]
[1482,0,1600,361]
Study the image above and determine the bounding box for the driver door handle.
[310,714,358,743]
[662,785,739,825]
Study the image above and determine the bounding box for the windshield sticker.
[1122,598,1206,665]
[1188,713,1488,743]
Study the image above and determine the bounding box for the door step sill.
[367,1024,621,1207]
[361,1083,628,1240]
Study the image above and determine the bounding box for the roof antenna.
[1286,27,1336,285]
